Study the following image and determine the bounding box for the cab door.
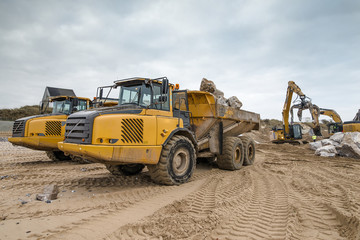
[172,90,190,128]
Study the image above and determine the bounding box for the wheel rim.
[234,145,242,164]
[172,147,190,176]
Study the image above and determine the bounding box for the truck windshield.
[52,99,87,114]
[52,100,72,114]
[119,83,169,110]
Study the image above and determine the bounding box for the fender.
[163,128,198,152]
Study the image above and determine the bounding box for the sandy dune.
[0,139,359,239]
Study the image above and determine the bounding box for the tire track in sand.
[107,169,253,240]
[41,178,206,240]
[210,167,289,240]
[287,173,345,239]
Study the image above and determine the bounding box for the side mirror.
[162,79,169,94]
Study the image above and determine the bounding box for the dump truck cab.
[59,77,260,185]
[49,96,90,115]
[8,95,91,161]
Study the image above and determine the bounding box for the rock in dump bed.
[200,78,243,109]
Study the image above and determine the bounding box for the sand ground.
[0,136,359,240]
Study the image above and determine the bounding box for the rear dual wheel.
[217,136,256,170]
[239,136,256,166]
[217,137,244,170]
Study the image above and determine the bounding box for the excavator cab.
[328,123,343,135]
[289,124,302,139]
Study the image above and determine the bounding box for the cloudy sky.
[0,0,359,121]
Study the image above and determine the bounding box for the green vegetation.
[262,119,283,129]
[0,105,52,121]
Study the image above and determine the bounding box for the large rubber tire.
[239,136,256,166]
[147,135,196,185]
[70,155,92,164]
[46,151,71,161]
[217,137,244,170]
[105,164,145,176]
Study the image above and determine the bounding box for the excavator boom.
[282,81,305,137]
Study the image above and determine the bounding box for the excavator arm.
[283,81,305,137]
[290,103,322,136]
[319,108,342,123]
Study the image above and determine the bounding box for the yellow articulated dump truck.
[58,77,260,185]
[9,87,91,162]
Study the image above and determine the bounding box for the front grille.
[45,121,62,136]
[64,117,89,144]
[121,118,143,144]
[12,120,25,137]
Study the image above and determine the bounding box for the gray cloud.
[0,0,359,121]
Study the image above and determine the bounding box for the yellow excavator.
[270,81,321,144]
[343,110,360,132]
[319,108,343,135]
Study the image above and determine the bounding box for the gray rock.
[36,185,59,201]
[213,89,224,98]
[227,96,243,109]
[217,96,228,106]
[309,141,322,150]
[336,142,360,159]
[321,139,338,146]
[36,194,47,201]
[0,175,9,180]
[200,78,217,93]
[200,78,225,99]
[330,132,344,143]
[315,145,337,157]
[344,132,360,148]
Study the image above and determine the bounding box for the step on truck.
[58,77,260,185]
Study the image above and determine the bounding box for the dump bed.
[187,91,260,142]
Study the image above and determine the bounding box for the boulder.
[36,185,59,201]
[227,96,243,109]
[321,139,338,147]
[200,78,227,106]
[200,78,217,93]
[344,132,360,148]
[217,96,228,106]
[213,89,225,98]
[330,132,344,144]
[336,142,360,158]
[315,145,337,157]
[309,141,322,151]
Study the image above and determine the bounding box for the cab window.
[153,85,170,111]
[75,100,88,111]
